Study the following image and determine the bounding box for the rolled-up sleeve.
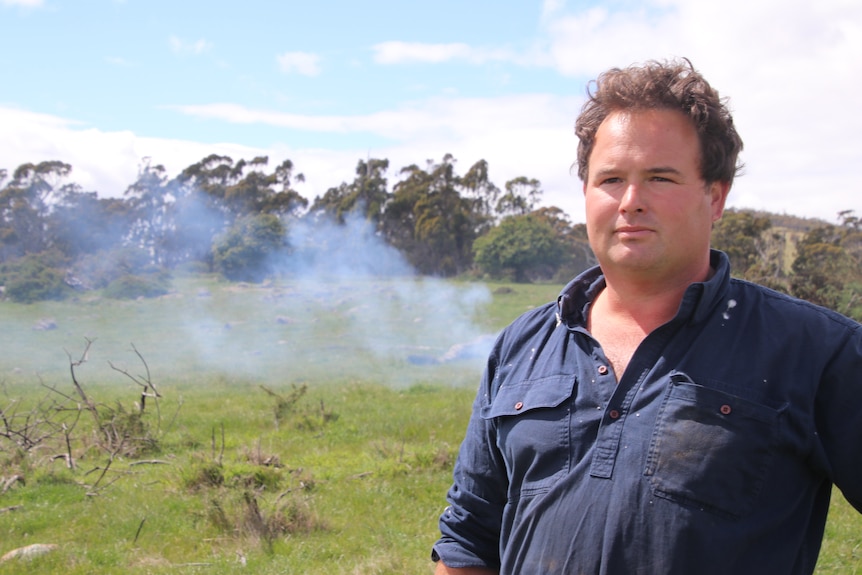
[433,361,508,569]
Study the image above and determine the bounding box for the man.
[431,59,862,574]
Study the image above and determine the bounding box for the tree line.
[0,155,859,320]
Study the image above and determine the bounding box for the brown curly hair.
[575,58,744,186]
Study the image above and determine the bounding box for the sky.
[1,0,860,225]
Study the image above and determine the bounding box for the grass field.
[1,274,859,573]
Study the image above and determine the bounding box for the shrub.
[72,246,161,289]
[184,462,225,490]
[103,273,170,299]
[212,214,286,283]
[0,251,69,303]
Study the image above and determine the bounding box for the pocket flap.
[481,375,574,419]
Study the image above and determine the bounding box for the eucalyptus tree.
[124,159,174,265]
[460,159,500,235]
[50,190,133,261]
[0,161,74,261]
[382,154,478,276]
[496,176,542,217]
[311,158,390,224]
[168,154,307,269]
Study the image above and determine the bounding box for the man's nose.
[619,183,645,213]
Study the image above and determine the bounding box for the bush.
[103,273,170,299]
[72,246,157,289]
[212,214,286,283]
[0,251,69,303]
[473,214,566,282]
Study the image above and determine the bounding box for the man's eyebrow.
[591,166,683,179]
[591,168,618,180]
[646,166,683,175]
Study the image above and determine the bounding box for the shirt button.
[597,365,609,375]
[609,409,620,420]
[720,404,732,415]
[514,401,524,411]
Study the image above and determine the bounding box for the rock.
[0,543,59,562]
[32,318,57,331]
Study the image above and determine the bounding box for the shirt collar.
[556,250,731,329]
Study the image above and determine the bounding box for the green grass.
[1,276,860,573]
[1,377,475,574]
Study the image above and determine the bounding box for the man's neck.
[594,262,713,332]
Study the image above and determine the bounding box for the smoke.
[2,180,496,387]
[172,211,494,387]
[283,211,415,278]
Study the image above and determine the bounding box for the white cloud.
[0,105,270,197]
[0,97,583,219]
[539,0,862,220]
[276,51,322,76]
[541,0,566,21]
[372,41,514,65]
[168,94,578,144]
[1,0,859,225]
[543,6,680,77]
[169,35,212,55]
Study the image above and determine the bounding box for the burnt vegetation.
[0,340,338,552]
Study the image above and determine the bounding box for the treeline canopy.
[0,156,859,321]
[0,155,593,286]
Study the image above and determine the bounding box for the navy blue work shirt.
[433,250,862,575]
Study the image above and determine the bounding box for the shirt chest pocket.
[644,377,784,519]
[482,375,576,498]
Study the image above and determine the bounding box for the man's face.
[583,108,728,283]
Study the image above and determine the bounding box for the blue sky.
[1,0,860,223]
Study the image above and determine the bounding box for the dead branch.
[40,381,75,403]
[108,344,162,434]
[129,459,171,467]
[2,474,24,494]
[85,430,131,495]
[163,396,183,434]
[133,517,146,544]
[0,505,23,514]
[62,421,75,469]
[66,338,100,430]
[51,453,74,469]
[211,423,226,465]
[1,375,86,458]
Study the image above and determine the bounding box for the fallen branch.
[1,474,24,494]
[51,453,75,469]
[133,517,146,544]
[129,459,172,467]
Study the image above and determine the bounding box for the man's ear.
[709,181,730,222]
